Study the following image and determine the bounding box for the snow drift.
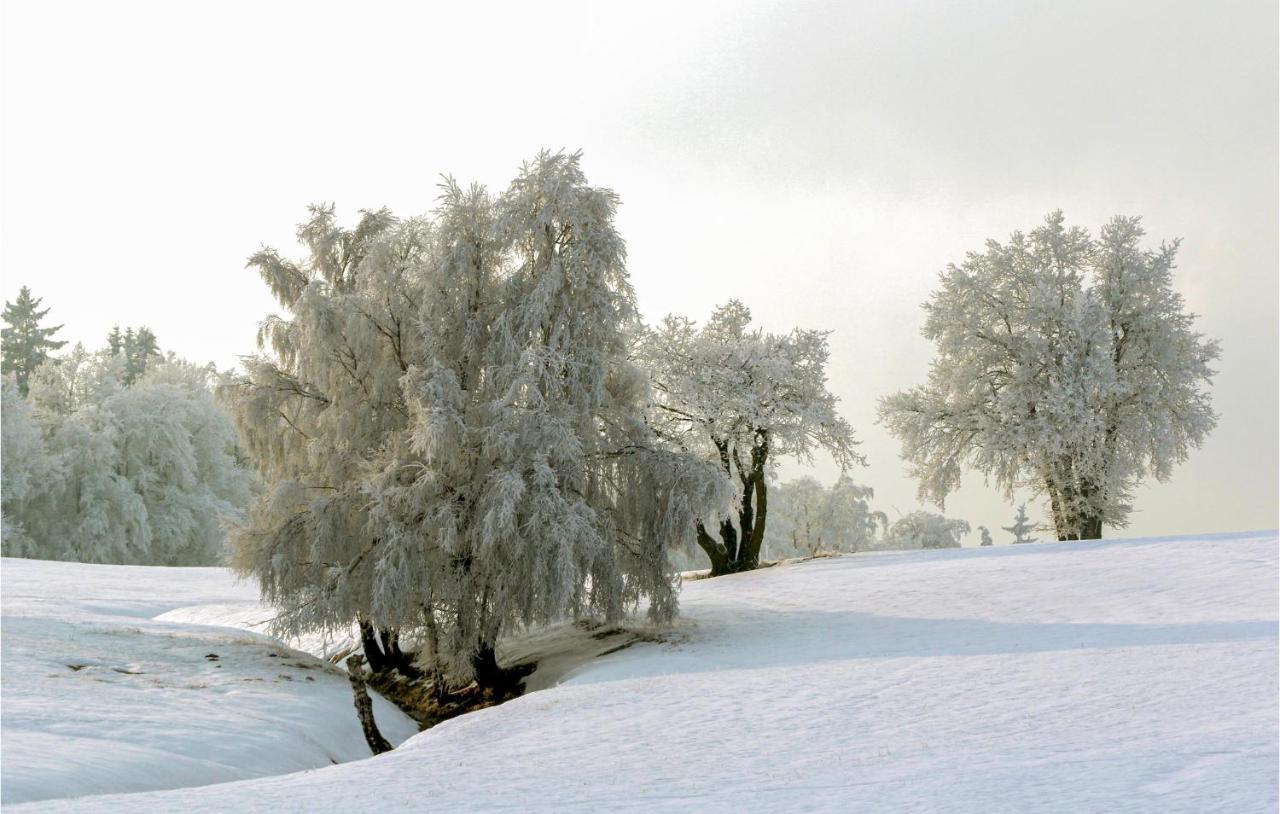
[4,531,1276,812]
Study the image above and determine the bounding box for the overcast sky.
[3,0,1276,539]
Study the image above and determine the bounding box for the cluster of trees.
[762,475,885,559]
[217,161,1218,698]
[1,304,253,565]
[106,325,162,385]
[221,154,753,687]
[1,156,1219,719]
[669,474,1050,569]
[880,511,971,550]
[220,153,870,691]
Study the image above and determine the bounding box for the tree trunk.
[738,453,769,569]
[696,521,732,575]
[346,654,393,756]
[1046,500,1103,542]
[472,641,524,694]
[1079,515,1103,540]
[359,620,391,674]
[1044,464,1103,542]
[697,433,771,576]
[358,620,419,677]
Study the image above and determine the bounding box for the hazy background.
[3,0,1276,539]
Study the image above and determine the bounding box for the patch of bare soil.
[367,662,536,731]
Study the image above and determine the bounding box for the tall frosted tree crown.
[640,300,862,574]
[222,152,730,684]
[879,211,1219,540]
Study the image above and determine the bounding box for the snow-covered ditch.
[0,560,418,805]
[4,531,1277,812]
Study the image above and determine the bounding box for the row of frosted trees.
[0,151,1218,699]
[222,155,734,686]
[2,344,252,565]
[220,152,1217,695]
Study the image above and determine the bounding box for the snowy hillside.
[0,559,418,806]
[5,532,1277,812]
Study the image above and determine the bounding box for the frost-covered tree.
[2,286,66,395]
[219,201,422,674]
[641,301,862,575]
[878,511,970,550]
[880,212,1219,541]
[1,377,58,551]
[978,526,993,546]
[2,347,251,564]
[766,475,886,558]
[223,153,729,689]
[1003,503,1038,545]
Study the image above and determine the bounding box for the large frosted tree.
[641,302,862,575]
[880,212,1219,541]
[222,153,729,689]
[2,286,66,395]
[219,202,423,675]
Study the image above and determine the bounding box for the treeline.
[1,293,253,565]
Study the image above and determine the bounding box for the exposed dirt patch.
[368,662,536,731]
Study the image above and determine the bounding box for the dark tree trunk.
[696,521,733,575]
[359,620,391,673]
[358,620,420,678]
[472,643,501,687]
[697,431,770,576]
[346,654,393,755]
[1079,515,1103,540]
[471,641,529,695]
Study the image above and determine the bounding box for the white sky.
[2,0,1276,539]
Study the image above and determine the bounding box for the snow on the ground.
[6,532,1277,813]
[0,559,418,806]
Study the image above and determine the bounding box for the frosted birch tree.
[880,212,1219,541]
[223,153,729,689]
[640,301,862,575]
[219,203,427,675]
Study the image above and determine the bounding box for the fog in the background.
[3,0,1276,539]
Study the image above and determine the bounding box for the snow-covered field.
[0,560,418,806]
[4,531,1277,812]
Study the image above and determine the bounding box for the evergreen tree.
[1003,503,1038,544]
[113,325,161,385]
[978,526,993,546]
[1,287,66,395]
